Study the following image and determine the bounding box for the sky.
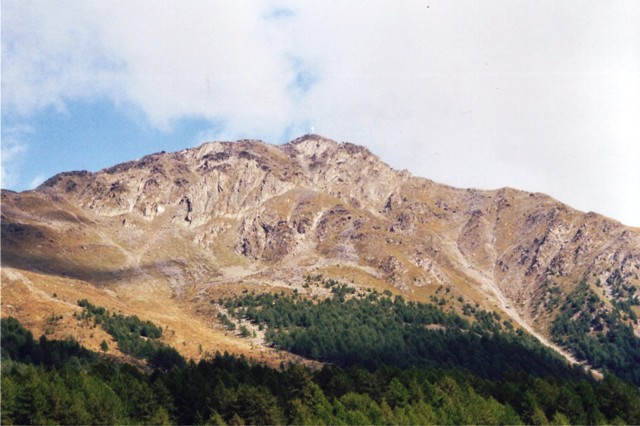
[2,1,639,227]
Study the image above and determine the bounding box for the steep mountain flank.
[2,135,639,366]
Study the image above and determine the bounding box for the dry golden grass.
[0,266,318,368]
[3,136,639,374]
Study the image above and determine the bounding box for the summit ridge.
[2,136,639,367]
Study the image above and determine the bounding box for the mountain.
[2,134,640,371]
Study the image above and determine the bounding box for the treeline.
[75,299,184,371]
[77,299,163,339]
[551,282,640,386]
[4,317,640,425]
[1,316,97,369]
[220,291,581,380]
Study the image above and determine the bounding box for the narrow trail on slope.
[94,228,158,287]
[448,236,602,378]
[468,265,602,378]
[2,268,79,309]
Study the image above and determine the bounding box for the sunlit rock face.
[3,134,640,340]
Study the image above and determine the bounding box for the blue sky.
[2,1,639,226]
[2,99,226,188]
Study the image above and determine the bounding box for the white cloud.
[0,126,32,189]
[2,0,639,225]
[1,1,126,115]
[28,174,46,190]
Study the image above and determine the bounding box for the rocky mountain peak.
[2,135,639,364]
[289,133,337,147]
[285,134,375,162]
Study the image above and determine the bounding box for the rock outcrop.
[2,134,639,341]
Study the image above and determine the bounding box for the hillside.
[2,134,640,374]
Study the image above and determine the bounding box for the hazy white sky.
[2,1,639,226]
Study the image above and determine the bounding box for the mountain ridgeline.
[2,135,640,393]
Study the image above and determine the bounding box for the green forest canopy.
[3,278,640,425]
[3,316,640,425]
